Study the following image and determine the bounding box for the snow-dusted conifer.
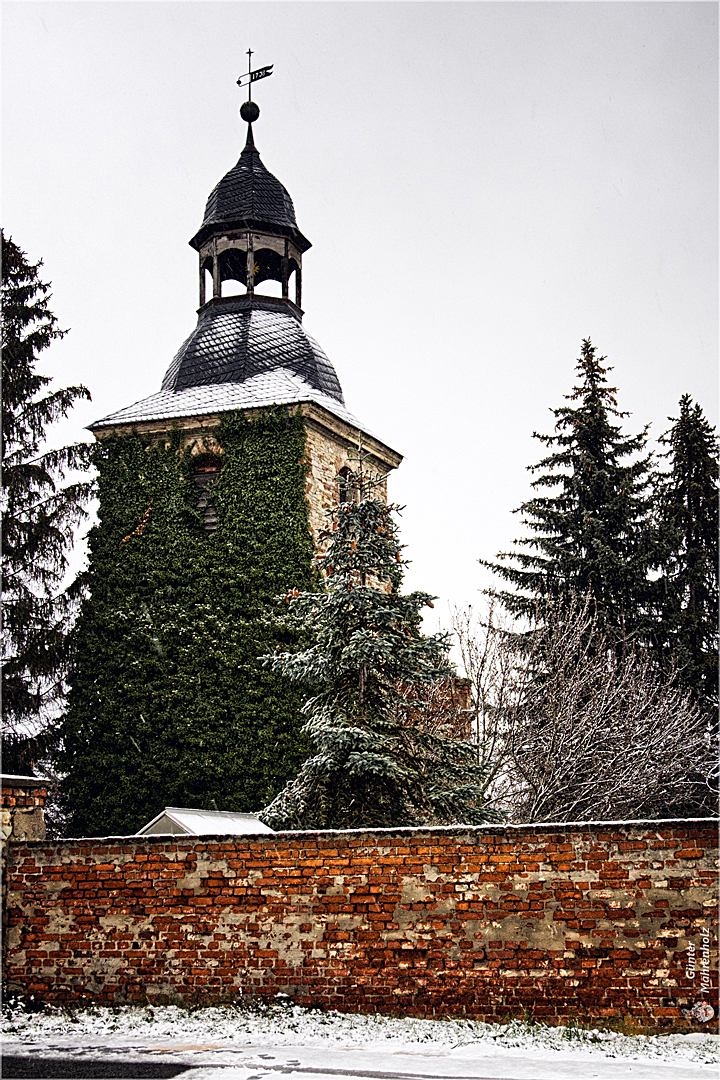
[261,454,497,830]
[482,339,656,643]
[654,395,718,715]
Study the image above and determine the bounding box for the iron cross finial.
[237,49,274,104]
[246,49,254,99]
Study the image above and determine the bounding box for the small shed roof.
[136,807,274,836]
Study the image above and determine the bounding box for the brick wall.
[2,775,49,975]
[1,776,48,846]
[4,820,717,1029]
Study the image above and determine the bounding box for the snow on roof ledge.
[1,774,52,787]
[89,368,376,439]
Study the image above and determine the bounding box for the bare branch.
[452,595,716,822]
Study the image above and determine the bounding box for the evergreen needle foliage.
[482,339,656,642]
[261,456,499,830]
[655,395,718,714]
[1,233,93,771]
[58,409,316,836]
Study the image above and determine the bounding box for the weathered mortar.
[3,820,718,1029]
[1,776,50,979]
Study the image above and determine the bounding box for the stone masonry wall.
[303,421,389,545]
[4,821,717,1030]
[94,405,398,558]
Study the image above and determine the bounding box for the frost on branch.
[453,595,716,823]
[260,458,498,830]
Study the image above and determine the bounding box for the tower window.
[192,455,222,531]
[337,466,357,505]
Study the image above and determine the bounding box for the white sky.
[3,2,717,633]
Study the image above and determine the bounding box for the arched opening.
[221,279,245,297]
[252,247,282,289]
[210,246,302,303]
[200,256,214,306]
[256,278,283,298]
[287,258,301,304]
[191,454,222,531]
[218,248,249,296]
[337,466,357,505]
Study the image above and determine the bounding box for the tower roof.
[160,297,344,403]
[89,367,372,436]
[190,126,310,252]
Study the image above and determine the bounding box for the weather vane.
[236,48,273,103]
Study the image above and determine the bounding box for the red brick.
[3,821,716,1030]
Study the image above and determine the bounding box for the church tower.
[90,98,401,537]
[59,87,402,838]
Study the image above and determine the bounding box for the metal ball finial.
[240,101,260,123]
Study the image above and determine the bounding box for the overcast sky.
[3,1,717,633]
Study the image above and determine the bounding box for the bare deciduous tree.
[451,601,521,807]
[453,596,716,823]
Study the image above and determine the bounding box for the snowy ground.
[2,999,718,1080]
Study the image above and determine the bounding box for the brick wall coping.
[1,774,51,789]
[13,816,718,846]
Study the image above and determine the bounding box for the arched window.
[337,466,356,505]
[191,454,222,531]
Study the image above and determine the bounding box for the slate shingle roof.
[90,125,385,445]
[160,298,344,403]
[191,127,304,249]
[89,367,373,436]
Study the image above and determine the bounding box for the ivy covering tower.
[1,233,92,773]
[261,459,498,830]
[58,411,318,837]
[655,395,718,712]
[483,339,656,641]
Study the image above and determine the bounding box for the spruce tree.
[261,457,498,830]
[483,339,656,641]
[654,395,718,712]
[1,233,92,773]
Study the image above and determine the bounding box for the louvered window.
[192,456,222,531]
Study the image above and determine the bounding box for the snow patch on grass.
[2,999,718,1066]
